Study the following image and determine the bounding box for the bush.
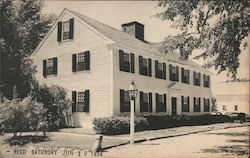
[93,116,148,135]
[0,96,46,137]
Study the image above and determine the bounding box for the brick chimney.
[122,21,144,41]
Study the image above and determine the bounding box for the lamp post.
[127,80,138,144]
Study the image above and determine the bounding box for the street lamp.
[127,80,138,144]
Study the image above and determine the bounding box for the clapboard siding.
[112,46,212,116]
[33,12,113,126]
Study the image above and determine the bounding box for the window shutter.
[163,63,166,79]
[198,98,201,111]
[139,56,142,75]
[164,94,167,112]
[148,58,152,76]
[181,68,184,83]
[57,21,62,42]
[72,91,77,112]
[43,60,47,77]
[120,89,125,112]
[181,96,184,112]
[169,64,172,80]
[187,69,190,84]
[69,18,74,39]
[53,57,57,74]
[198,73,201,86]
[84,90,90,112]
[203,74,205,87]
[187,96,190,112]
[155,60,158,78]
[84,51,90,70]
[140,92,143,112]
[119,50,124,71]
[72,54,77,72]
[149,92,152,112]
[207,75,210,88]
[193,97,196,112]
[193,71,196,85]
[130,53,135,73]
[176,66,179,82]
[155,93,159,112]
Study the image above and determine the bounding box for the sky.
[43,1,249,83]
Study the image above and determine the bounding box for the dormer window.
[57,18,74,42]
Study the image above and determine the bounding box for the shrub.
[93,116,148,135]
[0,96,46,137]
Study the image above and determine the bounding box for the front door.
[171,97,177,116]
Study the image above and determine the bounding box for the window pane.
[47,59,53,68]
[78,92,84,102]
[143,93,148,103]
[124,91,130,102]
[77,52,85,62]
[142,58,147,67]
[63,21,70,32]
[158,63,163,71]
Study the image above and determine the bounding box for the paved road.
[103,126,249,158]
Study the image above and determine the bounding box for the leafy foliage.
[32,84,71,130]
[156,0,250,78]
[0,96,46,137]
[0,0,56,98]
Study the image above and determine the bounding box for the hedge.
[93,114,232,135]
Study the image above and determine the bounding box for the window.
[204,98,210,112]
[234,105,238,111]
[203,74,210,88]
[72,51,90,72]
[43,57,57,77]
[139,56,151,76]
[119,50,134,73]
[63,21,70,40]
[120,89,130,112]
[57,18,74,42]
[140,92,152,112]
[169,64,179,82]
[72,90,90,112]
[156,93,166,112]
[194,97,201,112]
[155,60,166,79]
[181,96,189,112]
[181,68,190,84]
[193,71,201,86]
[223,105,227,111]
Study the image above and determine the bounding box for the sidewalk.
[59,123,249,150]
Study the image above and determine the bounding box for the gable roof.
[32,8,209,72]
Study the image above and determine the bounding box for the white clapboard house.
[31,9,212,128]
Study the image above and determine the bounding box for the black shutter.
[139,56,142,75]
[119,50,124,71]
[69,18,74,39]
[176,66,179,82]
[198,73,201,86]
[72,54,77,72]
[208,75,210,87]
[72,91,77,112]
[43,60,47,77]
[204,98,206,111]
[181,96,184,112]
[187,96,190,112]
[187,69,190,84]
[120,89,125,112]
[163,63,166,79]
[148,58,152,76]
[169,64,172,80]
[155,60,158,78]
[155,93,159,112]
[149,93,152,112]
[203,74,205,87]
[57,21,62,42]
[193,71,196,85]
[84,51,90,70]
[130,53,135,73]
[84,90,90,112]
[164,94,167,112]
[194,97,196,112]
[198,97,201,112]
[140,92,143,112]
[181,68,184,83]
[53,57,57,75]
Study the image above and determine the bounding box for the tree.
[0,0,56,99]
[156,0,250,78]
